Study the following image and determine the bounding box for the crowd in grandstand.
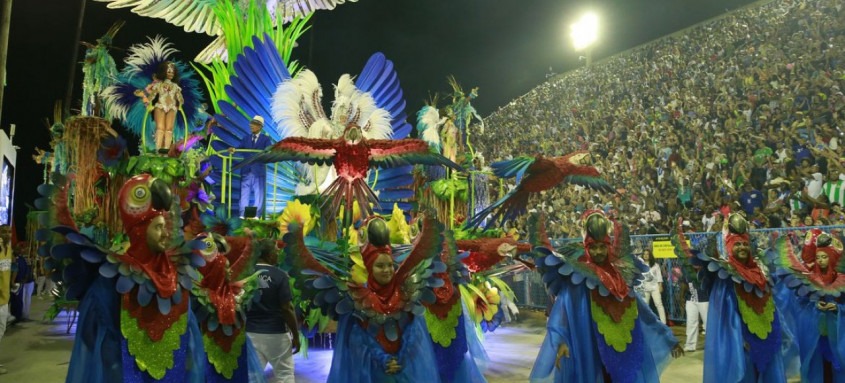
[479,0,845,237]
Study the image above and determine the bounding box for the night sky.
[2,0,759,235]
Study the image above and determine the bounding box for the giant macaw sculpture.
[235,124,462,222]
[208,35,421,217]
[467,151,614,229]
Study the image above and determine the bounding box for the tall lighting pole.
[65,0,87,116]
[0,0,12,126]
[570,12,598,68]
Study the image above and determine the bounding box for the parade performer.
[80,21,122,118]
[676,214,787,383]
[445,77,484,158]
[417,218,488,383]
[192,232,266,382]
[51,174,206,382]
[136,61,184,152]
[530,211,681,383]
[103,36,204,153]
[282,213,446,383]
[466,151,614,229]
[773,230,845,383]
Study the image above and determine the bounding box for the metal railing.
[209,145,293,219]
[508,225,845,323]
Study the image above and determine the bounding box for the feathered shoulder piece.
[534,244,648,298]
[773,236,845,301]
[527,212,552,249]
[436,228,469,287]
[676,216,771,297]
[608,221,648,286]
[421,226,470,344]
[282,213,446,341]
[54,231,206,315]
[670,218,718,268]
[534,212,647,298]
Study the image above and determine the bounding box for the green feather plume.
[589,297,638,352]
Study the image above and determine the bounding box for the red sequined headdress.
[802,230,842,284]
[723,214,767,290]
[359,216,395,292]
[580,210,629,299]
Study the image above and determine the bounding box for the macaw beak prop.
[150,178,173,211]
[568,152,591,166]
[497,242,518,258]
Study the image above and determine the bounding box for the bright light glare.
[570,12,598,51]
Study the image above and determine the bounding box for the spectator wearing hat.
[230,115,272,218]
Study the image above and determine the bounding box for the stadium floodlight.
[570,12,598,66]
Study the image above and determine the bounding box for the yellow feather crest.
[277,199,315,236]
[387,203,411,244]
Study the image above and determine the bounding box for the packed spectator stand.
[478,0,845,241]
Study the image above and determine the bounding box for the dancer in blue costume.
[773,230,845,383]
[530,210,681,383]
[421,223,488,383]
[50,174,205,382]
[677,214,786,383]
[191,233,266,382]
[282,214,447,383]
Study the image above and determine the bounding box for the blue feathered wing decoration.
[211,34,299,216]
[213,34,417,217]
[102,36,205,151]
[357,53,416,214]
[531,219,680,383]
[282,214,446,325]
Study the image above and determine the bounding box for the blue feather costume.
[48,175,207,383]
[682,218,788,383]
[771,234,845,383]
[530,212,677,383]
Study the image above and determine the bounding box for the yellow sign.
[651,237,687,258]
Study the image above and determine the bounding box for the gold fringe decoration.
[63,116,117,220]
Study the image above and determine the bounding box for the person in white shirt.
[701,212,717,232]
[638,249,667,324]
[681,263,710,352]
[805,164,824,199]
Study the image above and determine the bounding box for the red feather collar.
[199,255,240,325]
